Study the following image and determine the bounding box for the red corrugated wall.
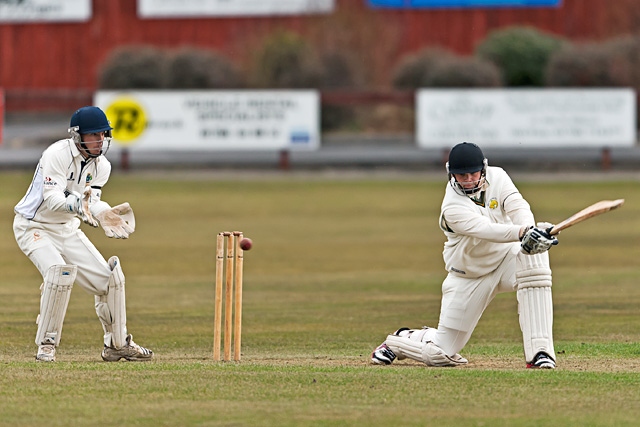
[1,0,638,110]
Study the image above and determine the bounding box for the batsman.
[372,142,558,369]
[13,106,153,362]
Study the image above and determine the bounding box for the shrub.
[392,47,455,89]
[425,56,502,87]
[319,51,357,89]
[165,47,243,89]
[98,45,167,89]
[250,30,321,88]
[545,44,613,86]
[318,51,357,131]
[476,26,566,86]
[603,35,640,87]
[545,35,640,88]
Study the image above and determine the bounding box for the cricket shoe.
[371,343,397,365]
[101,334,154,362]
[526,352,556,369]
[36,342,56,362]
[371,327,411,365]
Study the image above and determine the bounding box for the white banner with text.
[0,0,90,22]
[138,0,334,18]
[417,89,637,148]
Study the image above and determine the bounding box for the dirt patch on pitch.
[230,354,640,373]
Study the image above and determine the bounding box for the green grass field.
[1,170,639,426]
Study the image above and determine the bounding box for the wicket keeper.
[13,106,153,362]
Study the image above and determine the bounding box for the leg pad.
[517,252,555,363]
[385,328,468,367]
[95,256,127,349]
[35,265,76,346]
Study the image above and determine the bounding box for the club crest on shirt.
[86,174,93,184]
[489,198,499,209]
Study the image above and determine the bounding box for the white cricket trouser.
[434,245,521,356]
[13,214,111,295]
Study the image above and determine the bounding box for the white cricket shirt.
[14,139,111,224]
[439,166,535,278]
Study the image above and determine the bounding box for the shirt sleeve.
[443,204,522,243]
[500,172,535,226]
[41,148,73,214]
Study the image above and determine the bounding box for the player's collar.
[466,178,490,206]
[69,138,82,158]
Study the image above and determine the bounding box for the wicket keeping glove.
[65,186,98,227]
[95,202,136,239]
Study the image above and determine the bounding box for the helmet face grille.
[69,106,113,135]
[447,142,485,174]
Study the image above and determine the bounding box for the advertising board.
[416,89,636,148]
[95,90,320,152]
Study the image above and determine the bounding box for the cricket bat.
[547,199,625,236]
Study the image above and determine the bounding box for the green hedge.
[249,30,321,89]
[476,26,566,86]
[98,45,167,89]
[546,35,640,89]
[99,45,242,89]
[425,56,502,87]
[392,47,456,89]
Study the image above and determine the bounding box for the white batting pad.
[422,342,468,367]
[95,256,128,349]
[35,264,77,346]
[386,328,468,367]
[516,252,555,362]
[385,332,425,362]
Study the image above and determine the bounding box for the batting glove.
[520,226,558,255]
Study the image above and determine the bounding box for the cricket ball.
[239,238,252,251]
